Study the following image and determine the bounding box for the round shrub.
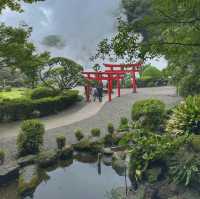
[132,99,165,130]
[166,96,200,135]
[30,87,59,100]
[0,149,5,165]
[91,128,101,137]
[17,120,45,156]
[107,123,114,134]
[118,117,129,132]
[75,129,84,141]
[56,135,66,150]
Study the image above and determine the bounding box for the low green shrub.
[91,128,101,137]
[0,90,79,122]
[166,96,200,135]
[169,147,200,186]
[132,99,165,130]
[107,123,114,134]
[17,120,45,156]
[75,129,84,141]
[30,87,60,99]
[118,117,129,132]
[120,130,188,182]
[0,149,5,165]
[56,135,66,150]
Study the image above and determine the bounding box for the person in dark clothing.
[97,82,103,102]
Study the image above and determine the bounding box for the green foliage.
[118,117,129,132]
[0,23,50,88]
[75,129,84,141]
[166,96,200,135]
[178,72,200,97]
[17,119,45,156]
[142,66,162,79]
[30,87,59,99]
[0,90,79,122]
[107,123,115,134]
[132,99,165,130]
[0,0,45,13]
[120,130,187,182]
[91,128,101,137]
[56,135,66,150]
[0,149,5,165]
[40,57,83,91]
[169,147,200,186]
[95,0,200,96]
[4,86,11,92]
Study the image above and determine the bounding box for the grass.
[0,88,29,100]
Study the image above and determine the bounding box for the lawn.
[0,88,29,100]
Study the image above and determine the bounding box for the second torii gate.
[103,62,142,93]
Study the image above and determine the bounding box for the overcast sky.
[0,0,167,69]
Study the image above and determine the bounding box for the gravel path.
[0,86,182,164]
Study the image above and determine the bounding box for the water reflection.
[0,153,130,199]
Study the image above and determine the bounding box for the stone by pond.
[0,153,130,199]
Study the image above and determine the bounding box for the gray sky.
[0,0,167,69]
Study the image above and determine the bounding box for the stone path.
[0,86,182,164]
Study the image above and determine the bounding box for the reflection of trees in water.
[74,152,98,163]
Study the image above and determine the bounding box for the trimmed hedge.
[0,90,80,122]
[132,99,165,130]
[30,87,60,99]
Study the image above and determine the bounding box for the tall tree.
[40,57,83,91]
[95,0,200,96]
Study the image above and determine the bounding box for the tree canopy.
[40,57,83,91]
[95,0,200,96]
[0,0,44,13]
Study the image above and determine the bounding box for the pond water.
[0,154,130,199]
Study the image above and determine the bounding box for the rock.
[74,152,97,163]
[17,155,36,168]
[102,148,113,156]
[59,145,73,160]
[73,138,102,153]
[113,151,127,161]
[37,150,58,168]
[146,167,162,184]
[18,165,40,196]
[103,156,112,166]
[112,159,126,176]
[0,162,19,185]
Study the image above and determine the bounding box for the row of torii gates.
[82,62,143,102]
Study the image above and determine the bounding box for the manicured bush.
[0,90,80,122]
[30,87,59,100]
[166,96,200,135]
[75,129,84,141]
[0,149,5,165]
[107,123,114,134]
[132,99,165,130]
[91,128,101,137]
[118,117,129,132]
[17,120,45,156]
[56,135,66,150]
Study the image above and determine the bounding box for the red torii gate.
[103,62,142,93]
[82,71,124,102]
[82,62,143,102]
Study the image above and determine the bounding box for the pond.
[0,153,130,199]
